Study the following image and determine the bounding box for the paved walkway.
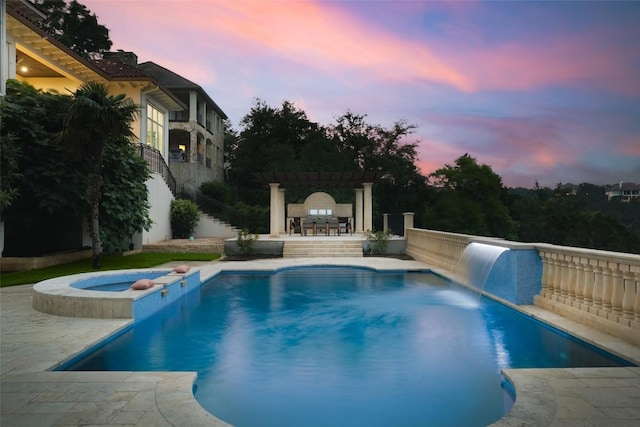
[1,257,639,426]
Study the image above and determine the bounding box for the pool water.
[82,281,134,292]
[70,271,167,292]
[68,267,630,427]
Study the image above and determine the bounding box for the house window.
[146,103,164,150]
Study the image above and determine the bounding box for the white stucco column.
[355,188,364,233]
[363,182,373,232]
[279,188,286,234]
[403,212,414,239]
[269,183,280,237]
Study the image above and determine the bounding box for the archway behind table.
[252,172,377,236]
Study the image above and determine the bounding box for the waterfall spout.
[457,242,509,293]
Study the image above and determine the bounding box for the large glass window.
[146,103,164,150]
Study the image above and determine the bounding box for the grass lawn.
[0,252,221,287]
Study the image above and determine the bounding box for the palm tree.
[62,81,139,268]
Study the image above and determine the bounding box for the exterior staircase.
[194,211,239,239]
[283,239,363,258]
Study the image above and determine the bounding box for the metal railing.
[136,143,176,194]
[177,187,267,232]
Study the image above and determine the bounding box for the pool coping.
[2,257,640,427]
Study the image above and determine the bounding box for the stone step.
[283,240,363,258]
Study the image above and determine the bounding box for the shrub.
[236,229,258,254]
[170,199,199,238]
[364,229,390,255]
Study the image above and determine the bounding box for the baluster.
[540,252,550,297]
[582,261,594,307]
[592,264,604,312]
[621,270,636,320]
[610,266,624,318]
[574,259,585,304]
[547,255,558,299]
[557,256,569,302]
[601,266,613,314]
[566,259,577,303]
[634,271,640,322]
[556,256,568,302]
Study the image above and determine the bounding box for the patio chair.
[289,218,299,236]
[315,218,329,236]
[302,218,316,236]
[327,217,340,235]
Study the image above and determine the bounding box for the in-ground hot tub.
[70,271,169,292]
[32,268,201,320]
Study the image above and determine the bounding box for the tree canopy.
[34,0,112,59]
[0,80,150,257]
[220,100,638,253]
[62,81,140,268]
[425,153,517,239]
[225,99,428,223]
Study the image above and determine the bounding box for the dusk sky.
[82,0,640,188]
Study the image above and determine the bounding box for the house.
[137,60,228,191]
[0,0,196,261]
[606,182,640,202]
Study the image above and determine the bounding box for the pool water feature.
[67,267,631,427]
[457,242,509,293]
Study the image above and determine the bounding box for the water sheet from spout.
[457,242,509,294]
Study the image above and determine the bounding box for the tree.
[100,142,152,252]
[426,154,516,238]
[508,183,640,253]
[228,99,333,204]
[35,0,112,59]
[328,112,429,225]
[225,100,429,229]
[62,81,139,268]
[0,133,22,210]
[0,80,88,256]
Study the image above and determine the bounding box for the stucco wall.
[143,174,174,244]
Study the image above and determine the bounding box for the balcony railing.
[169,110,189,122]
[136,143,176,194]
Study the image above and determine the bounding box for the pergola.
[252,172,377,237]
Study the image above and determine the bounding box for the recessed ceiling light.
[20,66,28,73]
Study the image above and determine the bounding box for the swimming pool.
[67,266,631,427]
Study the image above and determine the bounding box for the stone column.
[279,188,286,234]
[363,182,373,232]
[383,214,389,233]
[355,188,363,233]
[269,183,280,237]
[403,212,414,239]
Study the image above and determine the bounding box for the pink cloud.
[617,136,640,156]
[413,114,586,187]
[85,1,638,96]
[454,38,640,95]
[207,1,474,90]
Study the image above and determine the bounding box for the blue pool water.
[67,267,631,427]
[70,271,167,292]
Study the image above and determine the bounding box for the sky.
[81,0,640,188]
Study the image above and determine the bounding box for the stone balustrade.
[406,227,640,346]
[535,244,640,345]
[406,228,470,273]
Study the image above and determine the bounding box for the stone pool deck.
[2,257,640,427]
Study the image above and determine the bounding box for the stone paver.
[2,254,639,426]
